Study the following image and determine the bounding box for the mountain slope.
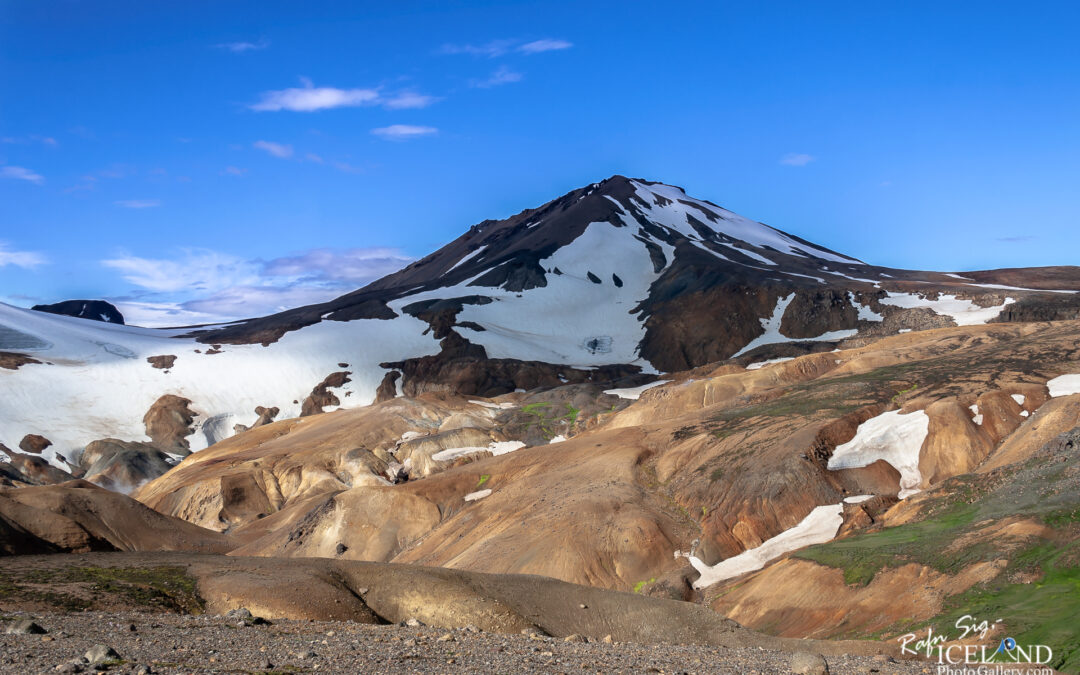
[2,175,1079,467]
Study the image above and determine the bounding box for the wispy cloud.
[0,242,47,268]
[216,39,269,53]
[251,78,380,112]
[101,247,413,326]
[383,91,440,109]
[1,165,45,184]
[115,199,161,209]
[253,140,294,158]
[2,135,58,147]
[371,125,438,140]
[472,66,522,88]
[262,248,411,282]
[440,39,516,57]
[222,166,248,176]
[518,39,573,54]
[779,153,815,167]
[995,235,1037,243]
[441,38,573,57]
[250,78,438,113]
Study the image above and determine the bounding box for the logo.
[897,615,1054,674]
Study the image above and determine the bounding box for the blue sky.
[2,1,1078,325]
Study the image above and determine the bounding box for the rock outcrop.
[31,299,124,324]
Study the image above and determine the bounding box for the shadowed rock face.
[79,439,173,492]
[31,299,124,324]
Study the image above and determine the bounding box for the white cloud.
[371,124,438,140]
[251,78,380,112]
[331,160,362,174]
[304,153,325,164]
[1,135,57,147]
[253,140,294,158]
[217,39,269,53]
[102,249,255,293]
[0,242,47,268]
[779,153,815,167]
[472,66,522,88]
[1,165,44,184]
[384,91,439,109]
[440,40,516,57]
[441,38,572,57]
[250,79,438,113]
[101,246,413,326]
[518,39,572,54]
[262,247,412,282]
[115,199,162,209]
[223,166,248,176]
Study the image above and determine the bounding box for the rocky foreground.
[1,611,928,675]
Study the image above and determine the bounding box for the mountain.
[2,175,1079,476]
[31,299,125,324]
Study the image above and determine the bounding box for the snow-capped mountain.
[2,175,1078,470]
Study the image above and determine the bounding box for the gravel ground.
[0,611,933,675]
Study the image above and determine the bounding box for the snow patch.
[630,181,862,264]
[848,292,883,321]
[733,294,857,357]
[969,404,983,426]
[844,494,875,504]
[603,380,670,400]
[468,400,515,410]
[878,292,1016,326]
[1011,394,1026,406]
[827,409,929,499]
[464,489,492,502]
[1047,374,1080,398]
[448,246,487,273]
[687,503,845,587]
[431,440,526,462]
[745,357,795,370]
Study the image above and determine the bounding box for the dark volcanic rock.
[638,284,784,372]
[301,372,352,416]
[143,394,198,455]
[0,351,42,370]
[992,293,1080,323]
[19,434,52,455]
[146,354,177,370]
[233,406,280,433]
[32,299,124,324]
[374,370,401,403]
[779,290,859,339]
